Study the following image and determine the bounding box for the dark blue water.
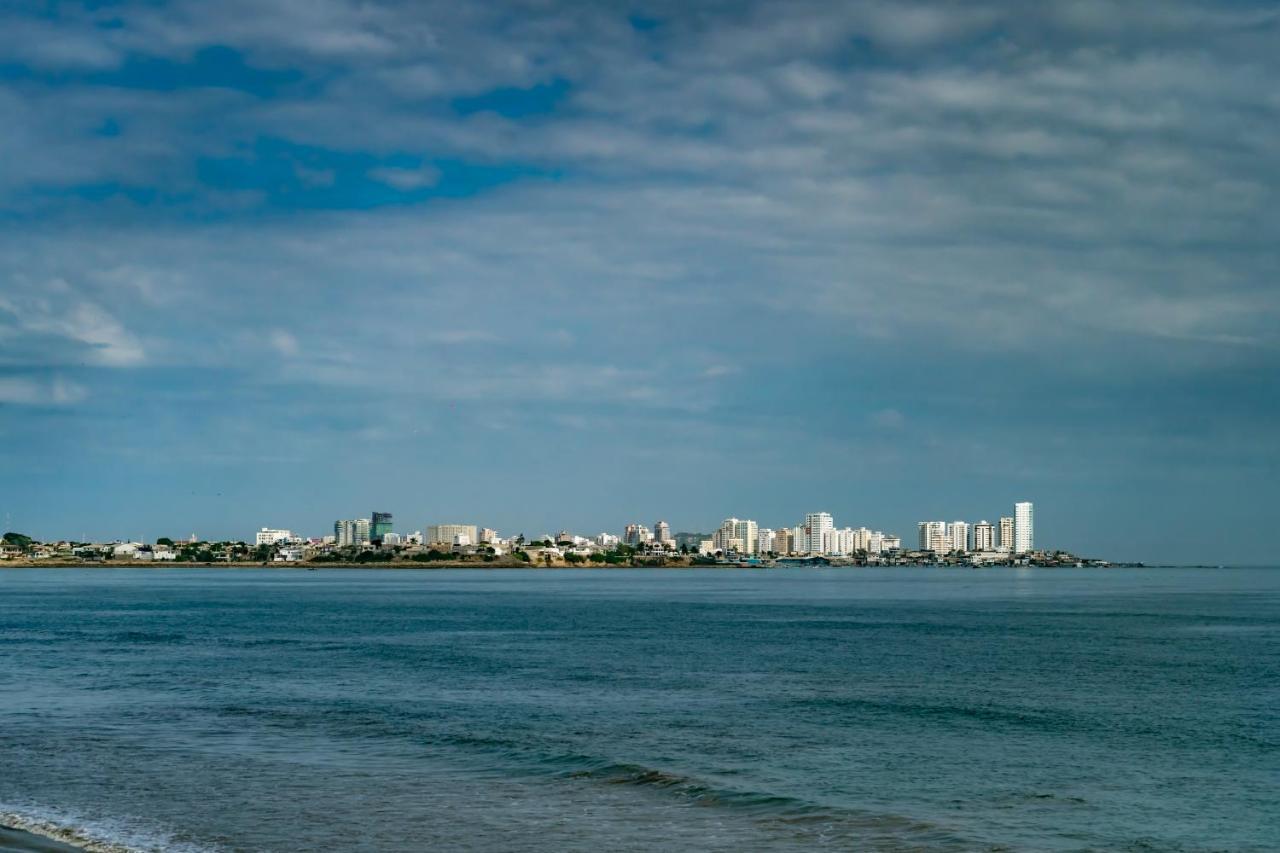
[1,567,1276,851]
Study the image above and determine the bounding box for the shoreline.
[0,821,101,853]
[1,561,1170,570]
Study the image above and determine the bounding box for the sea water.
[0,567,1276,852]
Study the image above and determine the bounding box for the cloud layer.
[1,0,1277,561]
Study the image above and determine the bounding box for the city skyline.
[2,1,1278,566]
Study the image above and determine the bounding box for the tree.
[156,537,174,547]
[2,532,33,551]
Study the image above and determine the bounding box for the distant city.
[1,501,1127,567]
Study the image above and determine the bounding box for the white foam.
[0,805,217,853]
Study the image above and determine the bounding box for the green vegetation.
[156,537,174,547]
[2,532,33,551]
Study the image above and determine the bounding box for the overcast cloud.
[1,0,1277,561]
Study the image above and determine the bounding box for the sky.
[1,1,1277,563]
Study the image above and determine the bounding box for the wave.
[0,806,214,853]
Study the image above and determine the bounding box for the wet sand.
[0,826,84,853]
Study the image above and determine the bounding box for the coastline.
[0,819,102,853]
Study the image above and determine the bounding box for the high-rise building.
[371,512,393,544]
[427,524,477,546]
[804,512,833,554]
[654,521,672,543]
[713,518,756,554]
[757,528,775,554]
[1014,502,1034,553]
[354,518,372,547]
[334,519,356,547]
[918,521,947,552]
[623,523,653,545]
[774,528,794,554]
[947,521,970,553]
[973,520,995,551]
[998,517,1015,552]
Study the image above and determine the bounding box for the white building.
[998,517,1015,553]
[947,521,970,553]
[918,521,947,552]
[654,521,672,543]
[804,512,833,555]
[713,518,753,554]
[255,528,295,546]
[1014,502,1034,553]
[825,527,859,556]
[757,528,775,554]
[973,520,995,552]
[596,532,621,548]
[427,524,478,546]
[334,520,355,547]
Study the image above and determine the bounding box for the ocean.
[0,567,1276,852]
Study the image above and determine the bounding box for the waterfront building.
[427,524,478,546]
[623,523,654,545]
[713,518,743,553]
[371,512,393,543]
[1015,502,1035,553]
[804,512,833,555]
[868,531,884,554]
[948,521,970,553]
[334,519,356,547]
[654,521,672,544]
[774,528,793,554]
[596,532,620,548]
[354,518,372,547]
[255,528,294,546]
[998,517,1015,553]
[918,521,947,553]
[973,520,995,551]
[479,528,498,544]
[757,528,775,554]
[882,535,901,551]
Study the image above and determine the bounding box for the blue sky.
[1,0,1277,562]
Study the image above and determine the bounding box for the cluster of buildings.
[917,502,1034,556]
[702,513,901,557]
[1,501,1047,566]
[265,501,1035,562]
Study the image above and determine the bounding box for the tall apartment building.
[654,521,672,543]
[947,521,970,553]
[427,524,478,546]
[774,528,794,554]
[334,519,355,547]
[918,521,947,552]
[624,523,653,545]
[713,518,758,554]
[757,528,775,554]
[804,512,833,554]
[1014,502,1034,553]
[354,518,372,547]
[973,520,995,551]
[998,517,1015,552]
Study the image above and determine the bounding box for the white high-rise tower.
[1014,502,1034,553]
[804,512,833,554]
